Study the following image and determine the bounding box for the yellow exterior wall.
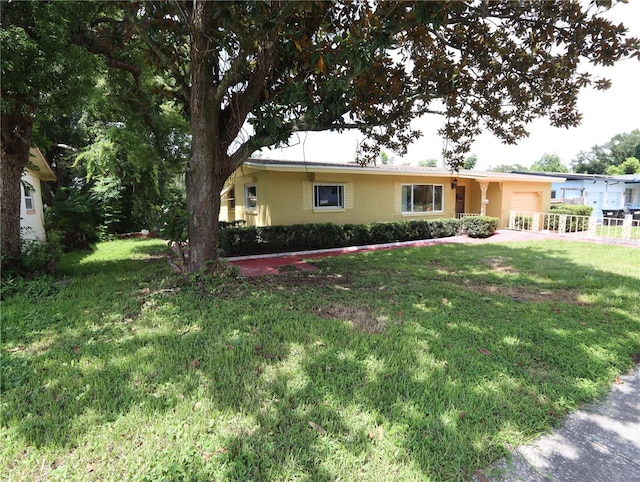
[497,181,552,226]
[222,167,554,228]
[224,168,458,226]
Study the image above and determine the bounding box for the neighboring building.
[619,174,640,213]
[21,148,56,241]
[519,171,638,219]
[220,159,563,228]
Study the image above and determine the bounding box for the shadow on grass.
[2,240,639,480]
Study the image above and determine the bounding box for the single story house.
[21,147,56,242]
[518,171,640,219]
[220,159,563,228]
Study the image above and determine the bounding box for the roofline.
[243,159,565,183]
[28,147,56,182]
[518,170,638,182]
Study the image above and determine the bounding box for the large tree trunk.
[1,112,33,266]
[186,1,236,273]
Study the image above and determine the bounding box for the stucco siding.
[20,170,46,241]
[226,170,457,226]
[222,163,555,228]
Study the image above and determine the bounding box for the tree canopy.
[606,157,640,175]
[572,129,640,174]
[3,1,639,272]
[530,153,569,173]
[488,163,531,173]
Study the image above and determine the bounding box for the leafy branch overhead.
[75,1,640,169]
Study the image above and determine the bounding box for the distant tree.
[463,153,477,170]
[488,164,530,173]
[573,130,640,174]
[606,157,640,175]
[530,153,568,172]
[419,159,438,168]
[379,150,395,165]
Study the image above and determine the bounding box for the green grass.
[2,238,639,481]
[596,224,640,240]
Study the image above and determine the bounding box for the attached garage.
[511,192,541,212]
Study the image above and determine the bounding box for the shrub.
[513,215,533,230]
[45,187,99,251]
[1,232,64,299]
[463,216,499,238]
[549,204,593,217]
[428,219,463,238]
[546,204,593,232]
[220,219,463,257]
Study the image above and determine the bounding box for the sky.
[265,1,640,171]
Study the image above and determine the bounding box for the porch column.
[479,181,489,216]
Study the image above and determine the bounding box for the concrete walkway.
[480,363,640,482]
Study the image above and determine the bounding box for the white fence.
[507,211,640,245]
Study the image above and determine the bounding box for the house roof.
[28,148,56,181]
[244,158,565,183]
[516,171,640,183]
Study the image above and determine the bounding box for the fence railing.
[507,211,640,245]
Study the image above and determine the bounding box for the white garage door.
[511,192,540,212]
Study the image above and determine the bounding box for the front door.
[455,186,466,216]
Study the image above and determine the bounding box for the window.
[625,188,634,205]
[551,190,557,199]
[228,188,235,209]
[244,184,257,211]
[314,184,344,209]
[24,186,34,211]
[401,184,443,213]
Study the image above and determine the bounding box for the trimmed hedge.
[220,219,463,257]
[462,216,500,238]
[546,204,593,232]
[549,204,593,217]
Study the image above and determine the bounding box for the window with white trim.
[24,186,34,211]
[314,184,344,209]
[624,188,634,205]
[401,184,443,213]
[244,184,257,211]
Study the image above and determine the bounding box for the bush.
[1,232,64,299]
[462,216,499,238]
[428,219,463,238]
[549,204,593,217]
[220,219,463,257]
[546,204,593,232]
[45,186,99,251]
[513,215,533,230]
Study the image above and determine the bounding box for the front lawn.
[2,239,639,481]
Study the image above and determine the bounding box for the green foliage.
[0,232,63,298]
[573,130,640,174]
[463,153,478,170]
[531,153,568,173]
[45,186,100,251]
[549,205,594,217]
[0,2,100,118]
[605,157,640,175]
[513,215,533,230]
[379,150,395,165]
[488,164,530,173]
[220,219,462,256]
[419,159,438,168]
[462,216,499,238]
[546,205,594,232]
